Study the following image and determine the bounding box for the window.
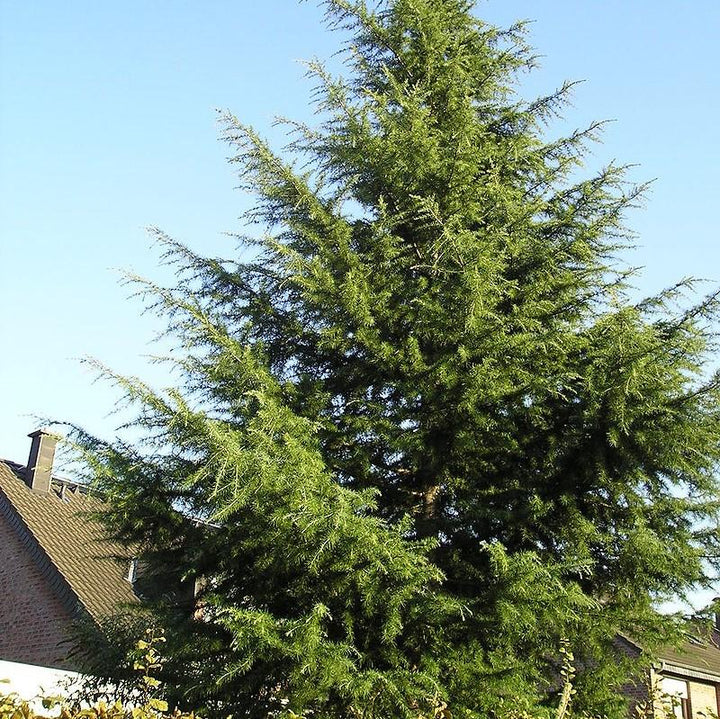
[661,677,690,719]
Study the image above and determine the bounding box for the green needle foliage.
[71,1,720,717]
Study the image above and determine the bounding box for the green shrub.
[0,631,195,719]
[0,633,609,719]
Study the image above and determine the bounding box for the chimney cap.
[27,428,61,439]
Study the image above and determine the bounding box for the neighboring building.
[0,430,138,671]
[654,630,720,719]
[621,627,720,719]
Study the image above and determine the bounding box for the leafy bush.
[0,631,190,719]
[0,633,619,719]
[3,625,683,719]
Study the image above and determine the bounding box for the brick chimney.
[25,429,59,493]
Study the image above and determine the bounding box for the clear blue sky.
[1,1,719,605]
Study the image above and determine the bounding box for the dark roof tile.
[0,460,138,621]
[657,629,720,678]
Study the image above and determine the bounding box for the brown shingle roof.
[621,627,720,680]
[0,459,138,621]
[657,629,720,679]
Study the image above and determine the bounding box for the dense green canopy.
[73,2,720,717]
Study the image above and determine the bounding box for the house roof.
[0,459,138,622]
[621,627,720,681]
[657,629,720,680]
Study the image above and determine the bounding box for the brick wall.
[613,636,650,715]
[623,678,650,711]
[0,511,76,668]
[688,680,718,719]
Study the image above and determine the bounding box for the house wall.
[622,675,651,716]
[0,511,76,668]
[657,674,720,719]
[688,680,717,719]
[614,636,650,715]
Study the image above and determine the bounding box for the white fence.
[0,659,81,710]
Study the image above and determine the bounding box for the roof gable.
[0,460,138,621]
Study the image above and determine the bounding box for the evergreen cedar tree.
[72,1,720,717]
